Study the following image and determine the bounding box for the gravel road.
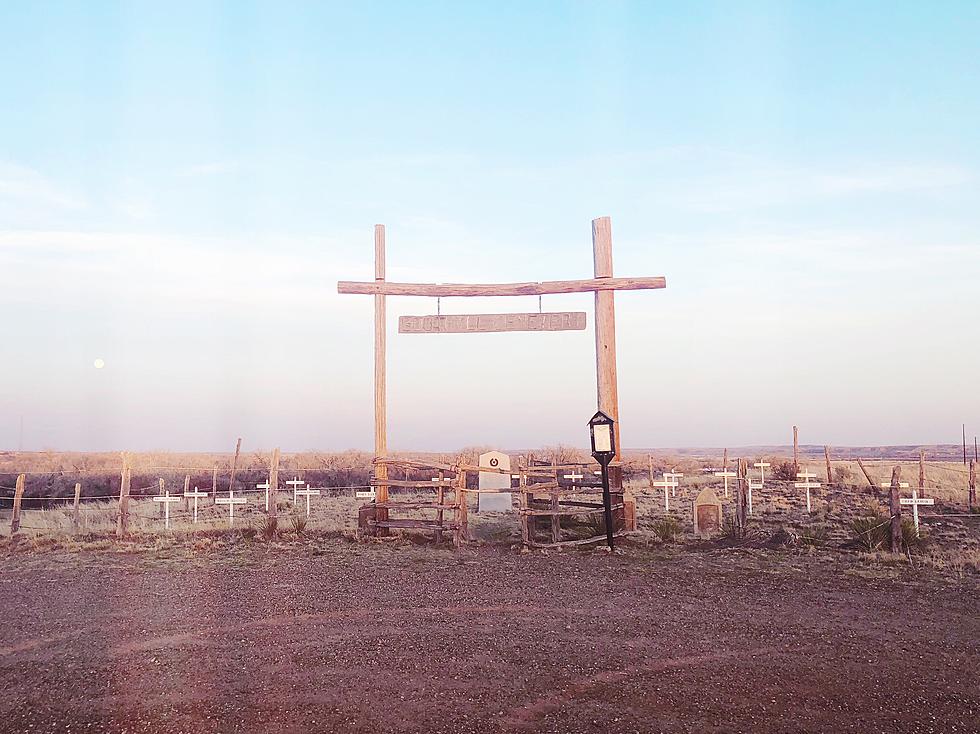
[1,541,977,733]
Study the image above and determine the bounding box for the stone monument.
[693,487,723,538]
[478,451,512,512]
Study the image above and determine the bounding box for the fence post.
[970,460,976,508]
[10,474,25,534]
[268,448,280,520]
[793,426,799,476]
[183,474,190,511]
[919,450,926,497]
[856,458,876,489]
[211,463,218,505]
[824,446,833,486]
[116,455,131,537]
[736,459,748,533]
[158,478,166,516]
[72,482,82,531]
[228,437,242,494]
[889,465,902,554]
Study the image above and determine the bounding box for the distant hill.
[624,444,971,461]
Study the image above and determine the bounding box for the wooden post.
[648,454,654,486]
[856,458,876,489]
[919,450,926,497]
[212,463,218,500]
[824,446,833,486]
[72,482,81,531]
[592,216,631,530]
[158,478,166,516]
[969,459,976,508]
[455,469,468,546]
[375,224,389,533]
[792,426,799,475]
[228,438,242,494]
[722,448,728,472]
[735,459,747,533]
[518,461,530,549]
[550,457,560,543]
[116,456,131,537]
[435,470,445,543]
[269,448,280,520]
[183,475,191,511]
[889,465,903,554]
[10,474,25,534]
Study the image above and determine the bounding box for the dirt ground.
[1,540,978,733]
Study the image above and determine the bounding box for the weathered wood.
[456,470,468,545]
[793,426,799,475]
[182,474,191,512]
[889,465,903,554]
[158,478,166,516]
[593,217,622,464]
[919,450,926,496]
[116,457,131,537]
[269,447,280,520]
[372,478,458,489]
[736,459,748,531]
[228,438,242,493]
[375,225,389,535]
[369,519,460,531]
[722,448,728,471]
[528,530,629,549]
[373,501,459,511]
[399,312,586,334]
[10,474,25,534]
[435,470,445,543]
[856,458,876,488]
[211,463,218,501]
[338,276,666,297]
[648,455,654,486]
[520,504,624,517]
[72,482,82,531]
[550,458,560,543]
[519,460,530,548]
[824,446,833,486]
[970,459,976,507]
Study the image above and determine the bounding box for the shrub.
[240,526,257,541]
[850,511,926,552]
[290,514,308,535]
[801,524,830,546]
[651,516,683,543]
[260,516,278,542]
[771,461,797,481]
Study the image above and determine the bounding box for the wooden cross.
[900,488,934,535]
[563,471,584,483]
[256,481,271,511]
[747,478,763,515]
[431,476,453,485]
[652,478,673,512]
[753,461,771,486]
[338,218,667,531]
[794,471,821,513]
[286,478,305,503]
[664,471,684,497]
[216,489,247,526]
[184,487,208,523]
[295,485,321,517]
[152,490,181,529]
[714,470,736,498]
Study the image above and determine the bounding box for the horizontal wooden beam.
[399,312,586,334]
[338,276,666,297]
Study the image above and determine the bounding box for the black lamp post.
[588,410,616,550]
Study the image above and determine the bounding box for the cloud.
[0,162,87,211]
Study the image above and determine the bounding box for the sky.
[1,1,978,452]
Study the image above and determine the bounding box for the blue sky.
[1,2,978,452]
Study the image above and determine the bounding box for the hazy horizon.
[2,3,978,452]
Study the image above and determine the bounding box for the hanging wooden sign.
[399,312,586,334]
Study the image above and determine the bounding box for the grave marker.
[713,470,736,498]
[153,490,181,529]
[900,488,934,535]
[286,478,305,503]
[563,471,584,483]
[652,477,673,511]
[693,488,723,538]
[478,451,512,513]
[664,471,684,497]
[184,487,208,523]
[753,461,771,487]
[216,489,247,526]
[295,485,321,517]
[747,478,763,515]
[257,482,271,511]
[794,471,821,513]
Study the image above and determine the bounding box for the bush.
[801,524,830,546]
[290,514,308,535]
[850,511,926,552]
[260,516,278,542]
[240,526,257,541]
[771,461,797,481]
[651,516,682,543]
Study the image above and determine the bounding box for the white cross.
[430,476,453,485]
[900,488,935,535]
[216,489,247,526]
[152,490,181,529]
[747,479,763,515]
[879,481,911,490]
[714,470,736,498]
[286,478,305,502]
[794,472,821,513]
[295,485,321,517]
[563,471,584,483]
[652,478,673,512]
[664,471,684,497]
[184,486,208,523]
[753,461,771,486]
[256,482,271,511]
